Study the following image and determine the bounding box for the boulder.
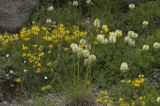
[0,0,39,33]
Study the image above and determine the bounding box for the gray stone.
[0,0,39,33]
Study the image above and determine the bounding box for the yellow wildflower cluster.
[139,96,145,106]
[119,98,130,106]
[96,90,113,106]
[121,74,145,87]
[0,24,87,74]
[21,41,46,73]
[0,33,19,46]
[119,98,136,106]
[41,85,51,91]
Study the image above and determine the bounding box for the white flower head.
[96,34,104,43]
[48,6,54,11]
[84,54,96,65]
[77,48,84,57]
[44,76,48,80]
[24,69,28,73]
[84,58,90,66]
[109,32,116,43]
[128,39,136,46]
[115,30,122,37]
[10,70,14,74]
[94,18,100,28]
[88,54,96,62]
[128,31,138,39]
[24,61,27,63]
[142,45,149,51]
[79,39,86,44]
[86,0,91,4]
[124,36,132,43]
[142,21,149,27]
[102,25,109,32]
[120,62,129,72]
[157,97,160,103]
[73,1,79,7]
[46,19,52,24]
[6,54,10,58]
[82,49,90,58]
[70,43,79,53]
[6,74,9,77]
[102,38,108,44]
[129,4,135,10]
[153,42,160,49]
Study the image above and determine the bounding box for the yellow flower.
[138,74,144,78]
[41,85,51,91]
[42,26,47,31]
[22,44,28,50]
[47,62,52,67]
[119,98,123,102]
[139,96,145,101]
[120,80,125,83]
[131,101,135,106]
[35,68,41,73]
[141,101,145,106]
[115,30,122,37]
[10,84,15,87]
[47,50,52,54]
[31,25,40,35]
[96,97,103,103]
[100,90,108,95]
[15,78,21,83]
[126,80,131,84]
[102,25,109,33]
[64,47,69,51]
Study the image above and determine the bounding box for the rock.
[0,0,39,33]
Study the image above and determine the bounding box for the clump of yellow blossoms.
[121,74,145,88]
[41,85,51,91]
[22,24,86,73]
[0,24,88,74]
[96,90,113,106]
[0,33,19,46]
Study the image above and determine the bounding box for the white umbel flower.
[44,76,48,80]
[142,45,149,51]
[153,42,160,49]
[128,39,136,46]
[142,21,149,27]
[124,36,132,43]
[24,69,28,73]
[86,0,91,4]
[96,34,105,43]
[129,4,135,10]
[120,62,128,72]
[157,97,160,103]
[77,48,84,57]
[115,30,122,37]
[102,38,108,44]
[79,39,86,44]
[10,70,14,74]
[94,18,100,28]
[6,54,10,58]
[128,31,138,39]
[82,49,90,58]
[109,32,116,43]
[48,6,54,11]
[46,19,52,24]
[84,54,96,65]
[73,1,79,7]
[70,43,79,53]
